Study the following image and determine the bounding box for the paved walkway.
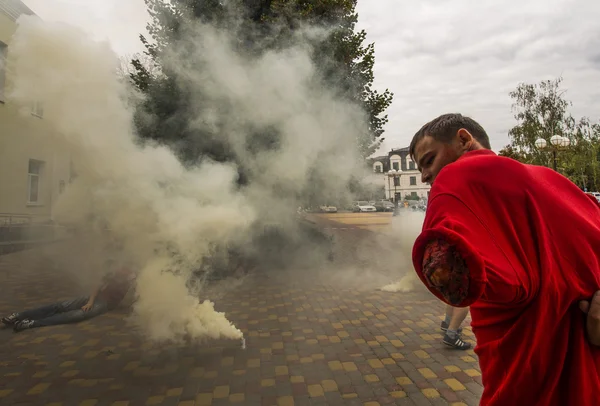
[0,237,482,406]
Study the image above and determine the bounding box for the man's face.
[413,135,464,185]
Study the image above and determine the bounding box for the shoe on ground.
[440,320,463,334]
[443,333,472,350]
[1,313,19,326]
[13,319,34,332]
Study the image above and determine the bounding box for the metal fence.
[0,213,69,255]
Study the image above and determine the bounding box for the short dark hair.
[409,113,491,159]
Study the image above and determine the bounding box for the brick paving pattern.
[0,218,482,406]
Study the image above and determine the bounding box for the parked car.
[586,192,600,204]
[319,205,338,213]
[374,200,395,212]
[352,201,377,213]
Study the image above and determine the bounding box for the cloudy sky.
[21,0,600,152]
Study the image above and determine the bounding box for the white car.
[319,205,338,213]
[352,201,377,212]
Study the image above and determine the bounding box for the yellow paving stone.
[166,388,183,397]
[461,355,477,363]
[332,322,343,329]
[337,331,349,338]
[364,374,380,383]
[376,314,387,320]
[307,384,324,398]
[465,368,481,377]
[367,340,380,346]
[381,358,395,365]
[278,317,288,322]
[414,350,430,359]
[272,342,284,349]
[0,389,13,398]
[59,360,75,367]
[261,379,275,387]
[306,338,318,344]
[390,339,404,347]
[81,379,98,387]
[342,362,357,372]
[311,353,325,360]
[221,357,234,366]
[123,361,140,371]
[229,393,244,403]
[260,348,272,354]
[420,344,433,349]
[195,393,212,406]
[422,388,440,398]
[450,403,468,406]
[395,377,413,385]
[61,347,80,355]
[112,401,129,406]
[83,339,100,346]
[62,370,79,378]
[33,371,50,378]
[213,385,229,399]
[275,366,289,376]
[363,311,374,316]
[364,402,381,406]
[146,396,164,405]
[444,365,461,373]
[247,359,260,368]
[368,359,385,369]
[445,378,467,391]
[418,368,437,379]
[375,335,388,342]
[342,393,358,399]
[277,396,295,406]
[390,391,407,398]
[329,336,341,343]
[300,357,313,363]
[290,376,304,383]
[27,383,50,395]
[321,380,338,392]
[204,371,218,379]
[391,352,405,360]
[286,354,299,362]
[232,370,246,376]
[353,338,366,344]
[47,403,62,406]
[80,400,98,406]
[317,335,328,340]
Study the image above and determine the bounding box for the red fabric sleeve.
[412,193,488,307]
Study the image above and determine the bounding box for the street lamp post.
[535,135,571,171]
[387,169,402,212]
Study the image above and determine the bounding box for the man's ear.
[456,128,474,151]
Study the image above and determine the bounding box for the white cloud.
[21,0,600,152]
[356,0,600,151]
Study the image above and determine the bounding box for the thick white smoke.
[7,14,368,343]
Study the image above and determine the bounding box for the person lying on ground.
[1,266,135,332]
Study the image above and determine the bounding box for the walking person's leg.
[13,300,107,332]
[442,306,471,350]
[2,297,89,326]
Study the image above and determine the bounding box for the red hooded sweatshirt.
[412,149,600,405]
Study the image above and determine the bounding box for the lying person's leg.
[2,296,89,326]
[13,300,108,332]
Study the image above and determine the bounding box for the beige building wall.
[0,2,72,223]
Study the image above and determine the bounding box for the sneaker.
[440,321,462,334]
[443,333,472,350]
[1,313,19,326]
[13,319,35,332]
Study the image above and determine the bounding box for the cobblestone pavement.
[0,226,481,406]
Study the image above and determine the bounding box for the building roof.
[0,0,35,21]
[389,147,409,155]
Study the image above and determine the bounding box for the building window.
[410,176,417,186]
[411,192,418,199]
[28,159,44,204]
[0,41,7,103]
[31,101,44,118]
[409,161,415,170]
[392,162,399,171]
[374,163,382,173]
[393,176,400,186]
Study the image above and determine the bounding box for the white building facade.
[369,147,430,202]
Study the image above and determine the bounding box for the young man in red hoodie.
[410,113,600,406]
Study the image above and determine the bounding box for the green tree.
[503,77,600,191]
[130,0,393,163]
